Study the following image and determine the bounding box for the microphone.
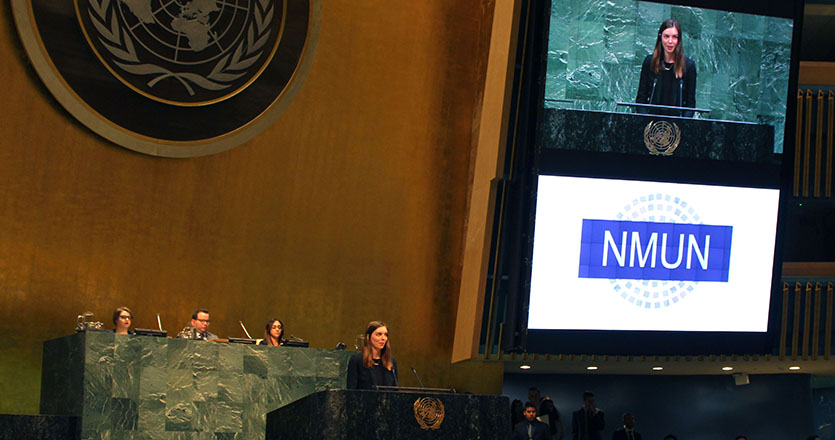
[411,366,425,388]
[679,79,684,117]
[239,321,252,339]
[648,77,658,105]
[335,342,346,350]
[156,314,163,332]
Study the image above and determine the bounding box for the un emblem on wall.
[643,121,682,156]
[12,0,321,157]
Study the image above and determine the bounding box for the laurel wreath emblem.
[413,397,445,430]
[86,0,273,96]
[643,120,682,156]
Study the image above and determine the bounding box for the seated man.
[513,401,552,440]
[177,308,218,340]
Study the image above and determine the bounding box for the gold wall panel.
[0,1,502,414]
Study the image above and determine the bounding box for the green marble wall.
[41,332,352,440]
[545,0,793,152]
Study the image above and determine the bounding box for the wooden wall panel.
[0,1,503,414]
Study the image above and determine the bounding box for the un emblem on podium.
[644,121,682,156]
[413,397,445,430]
[12,0,321,157]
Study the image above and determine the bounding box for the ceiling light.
[721,366,734,371]
[788,366,801,371]
[520,365,531,370]
[652,366,663,371]
[586,365,598,370]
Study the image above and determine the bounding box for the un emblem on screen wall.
[643,121,682,156]
[12,0,321,157]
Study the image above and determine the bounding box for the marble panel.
[242,352,269,379]
[40,333,352,439]
[217,371,245,404]
[137,399,166,433]
[0,414,79,440]
[41,334,85,416]
[111,362,140,399]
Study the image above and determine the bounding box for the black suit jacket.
[513,420,552,440]
[635,54,697,117]
[345,353,398,390]
[572,408,605,440]
[612,428,642,440]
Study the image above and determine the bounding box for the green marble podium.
[40,332,352,440]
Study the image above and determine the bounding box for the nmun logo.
[12,0,321,157]
[578,194,733,309]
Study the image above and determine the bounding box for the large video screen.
[543,0,794,153]
[527,175,780,333]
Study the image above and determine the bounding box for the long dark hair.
[362,321,393,370]
[264,318,284,346]
[651,19,685,78]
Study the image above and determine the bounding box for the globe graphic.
[609,193,702,309]
[118,0,252,64]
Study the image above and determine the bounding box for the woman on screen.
[112,306,134,335]
[259,318,285,346]
[346,321,398,389]
[635,19,697,117]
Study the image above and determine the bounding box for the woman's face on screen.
[661,27,679,56]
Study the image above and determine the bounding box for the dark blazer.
[572,408,605,440]
[635,54,697,117]
[513,419,553,440]
[346,352,398,390]
[612,428,642,440]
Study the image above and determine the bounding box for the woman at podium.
[635,19,697,117]
[346,321,398,389]
[259,318,285,346]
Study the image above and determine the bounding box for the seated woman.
[259,318,285,346]
[346,321,398,389]
[112,307,134,335]
[635,19,697,117]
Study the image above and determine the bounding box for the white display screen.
[527,176,780,332]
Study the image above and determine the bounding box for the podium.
[265,389,510,440]
[39,332,352,439]
[542,108,776,163]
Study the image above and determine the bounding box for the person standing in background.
[612,413,641,440]
[513,402,552,440]
[572,391,604,440]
